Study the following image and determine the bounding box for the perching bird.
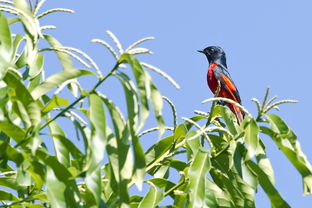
[198,46,244,124]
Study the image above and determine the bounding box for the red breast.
[207,63,218,94]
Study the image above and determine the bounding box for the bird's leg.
[217,100,226,106]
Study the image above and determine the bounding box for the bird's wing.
[213,65,242,104]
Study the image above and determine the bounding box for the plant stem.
[39,63,119,130]
[164,177,186,196]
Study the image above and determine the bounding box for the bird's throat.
[208,57,227,68]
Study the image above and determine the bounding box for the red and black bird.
[198,46,244,124]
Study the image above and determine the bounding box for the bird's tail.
[228,104,244,124]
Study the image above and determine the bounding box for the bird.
[198,46,244,124]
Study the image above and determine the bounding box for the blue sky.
[38,0,312,207]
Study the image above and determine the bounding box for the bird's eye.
[209,48,215,53]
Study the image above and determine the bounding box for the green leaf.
[149,77,165,136]
[27,161,45,190]
[261,116,312,195]
[28,53,44,78]
[185,130,201,158]
[138,183,164,208]
[43,34,74,70]
[87,93,107,170]
[115,72,139,129]
[16,160,32,186]
[145,136,174,174]
[0,177,22,190]
[35,149,72,182]
[115,72,145,189]
[0,190,19,201]
[256,140,275,185]
[31,68,93,100]
[49,121,70,168]
[212,105,238,135]
[168,160,187,172]
[234,142,258,189]
[205,178,233,208]
[120,53,149,131]
[4,71,41,127]
[106,129,131,206]
[11,34,24,62]
[15,50,27,69]
[119,53,165,135]
[174,123,188,141]
[147,178,175,196]
[173,182,188,208]
[131,130,146,191]
[42,95,69,113]
[50,133,84,163]
[210,168,244,207]
[0,12,13,65]
[36,149,81,206]
[188,147,211,208]
[13,0,40,42]
[244,118,259,159]
[85,94,107,205]
[265,114,289,135]
[85,166,102,205]
[46,167,67,208]
[101,95,132,204]
[246,160,290,208]
[0,120,26,143]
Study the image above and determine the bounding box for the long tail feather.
[228,104,244,124]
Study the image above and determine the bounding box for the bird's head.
[198,46,226,64]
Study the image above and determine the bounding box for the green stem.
[164,177,186,197]
[40,62,119,130]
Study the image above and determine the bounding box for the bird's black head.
[198,46,227,66]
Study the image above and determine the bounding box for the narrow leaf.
[31,68,93,99]
[138,183,164,208]
[244,118,259,159]
[246,160,290,208]
[188,147,211,208]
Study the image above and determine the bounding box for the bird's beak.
[197,49,204,54]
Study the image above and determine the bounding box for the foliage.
[0,1,311,207]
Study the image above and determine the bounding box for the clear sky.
[39,0,312,207]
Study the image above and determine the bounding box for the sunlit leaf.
[205,178,233,208]
[43,34,74,70]
[46,166,67,208]
[0,120,26,143]
[4,70,41,127]
[41,95,69,113]
[0,190,19,201]
[0,176,22,190]
[14,0,41,42]
[49,121,70,168]
[28,53,44,78]
[119,53,149,131]
[85,93,107,205]
[244,118,259,159]
[115,72,139,129]
[0,11,12,66]
[212,105,238,135]
[174,123,187,141]
[261,115,312,195]
[188,147,211,208]
[138,183,164,208]
[246,160,290,208]
[31,68,93,100]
